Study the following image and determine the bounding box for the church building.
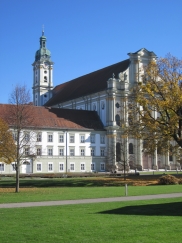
[32,31,177,171]
[0,32,179,175]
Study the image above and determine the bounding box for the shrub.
[178,178,182,184]
[158,174,179,185]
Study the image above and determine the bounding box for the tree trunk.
[15,162,20,193]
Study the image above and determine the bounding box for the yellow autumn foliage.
[0,119,16,164]
[128,54,182,150]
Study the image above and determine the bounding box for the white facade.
[0,129,106,174]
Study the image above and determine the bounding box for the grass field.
[0,177,182,203]
[0,177,182,242]
[0,198,182,243]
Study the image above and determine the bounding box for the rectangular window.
[100,163,105,171]
[59,134,64,143]
[81,163,85,171]
[100,135,105,144]
[37,148,41,156]
[90,134,95,143]
[59,163,64,171]
[59,148,64,156]
[80,149,85,156]
[48,148,53,156]
[24,147,29,156]
[37,163,42,171]
[70,148,75,156]
[80,135,85,143]
[91,163,95,171]
[24,132,30,142]
[48,134,53,142]
[91,148,95,156]
[48,163,53,172]
[101,148,105,156]
[0,163,4,171]
[70,135,75,143]
[70,163,75,171]
[37,133,42,142]
[13,132,17,141]
[70,164,75,171]
[12,163,16,171]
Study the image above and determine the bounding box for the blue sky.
[0,0,182,103]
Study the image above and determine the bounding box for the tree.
[6,85,37,192]
[0,119,16,165]
[116,136,130,180]
[127,54,182,165]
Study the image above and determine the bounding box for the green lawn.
[0,198,182,243]
[0,184,182,204]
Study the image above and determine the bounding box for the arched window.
[44,76,47,82]
[116,142,121,162]
[129,143,133,154]
[115,114,120,126]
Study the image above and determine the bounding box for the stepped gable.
[45,59,130,106]
[0,104,105,131]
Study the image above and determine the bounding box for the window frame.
[24,147,29,156]
[70,148,75,156]
[80,148,85,156]
[59,148,64,156]
[48,134,53,142]
[91,148,95,156]
[100,135,105,144]
[69,135,75,143]
[48,148,53,156]
[100,148,105,156]
[37,133,42,142]
[37,147,41,156]
[48,162,53,172]
[59,163,64,172]
[81,163,85,171]
[24,132,30,142]
[80,135,85,143]
[37,163,42,172]
[70,163,75,172]
[100,163,105,171]
[91,163,95,171]
[90,134,95,143]
[0,163,5,172]
[59,134,64,143]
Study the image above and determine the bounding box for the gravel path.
[0,193,182,208]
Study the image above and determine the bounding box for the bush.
[178,178,182,184]
[158,174,179,185]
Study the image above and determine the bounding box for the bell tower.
[32,29,54,106]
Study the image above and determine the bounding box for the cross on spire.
[42,24,44,36]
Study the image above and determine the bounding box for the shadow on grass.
[0,178,127,188]
[98,202,182,216]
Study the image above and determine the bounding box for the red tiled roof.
[0,104,105,131]
[45,59,130,106]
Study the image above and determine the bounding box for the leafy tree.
[127,54,182,165]
[0,119,16,164]
[6,85,37,192]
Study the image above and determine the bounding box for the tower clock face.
[44,62,48,69]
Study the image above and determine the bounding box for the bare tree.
[7,85,37,192]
